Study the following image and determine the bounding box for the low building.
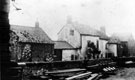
[107,38,121,58]
[107,38,128,58]
[9,21,54,62]
[54,41,78,61]
[111,33,135,57]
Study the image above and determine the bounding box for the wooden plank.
[108,62,116,65]
[46,68,86,74]
[87,73,98,80]
[9,67,22,69]
[87,64,99,68]
[65,72,92,80]
[18,62,26,66]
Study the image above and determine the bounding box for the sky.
[9,0,135,40]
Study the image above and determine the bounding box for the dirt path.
[100,68,135,80]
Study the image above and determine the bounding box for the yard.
[100,68,135,80]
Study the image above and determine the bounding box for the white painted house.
[58,18,109,60]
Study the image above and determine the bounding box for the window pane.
[70,29,74,36]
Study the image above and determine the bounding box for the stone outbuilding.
[54,41,78,61]
[9,21,54,62]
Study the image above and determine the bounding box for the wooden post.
[0,0,11,80]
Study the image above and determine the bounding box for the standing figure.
[86,41,101,59]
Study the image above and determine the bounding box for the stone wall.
[9,30,54,62]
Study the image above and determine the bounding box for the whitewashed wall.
[81,35,99,58]
[62,50,77,61]
[107,44,117,57]
[58,24,81,48]
[99,39,108,58]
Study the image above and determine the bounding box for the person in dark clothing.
[86,41,101,59]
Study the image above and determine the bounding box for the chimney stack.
[67,15,72,24]
[35,18,39,28]
[100,26,106,34]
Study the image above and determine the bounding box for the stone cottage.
[9,21,54,62]
[57,18,109,60]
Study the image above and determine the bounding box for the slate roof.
[108,33,135,44]
[111,33,134,42]
[54,41,75,49]
[97,31,109,40]
[72,22,109,39]
[10,25,54,44]
[108,38,121,44]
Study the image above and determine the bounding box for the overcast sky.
[9,0,135,40]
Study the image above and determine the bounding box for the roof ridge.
[10,24,34,28]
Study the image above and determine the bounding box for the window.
[70,29,74,36]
